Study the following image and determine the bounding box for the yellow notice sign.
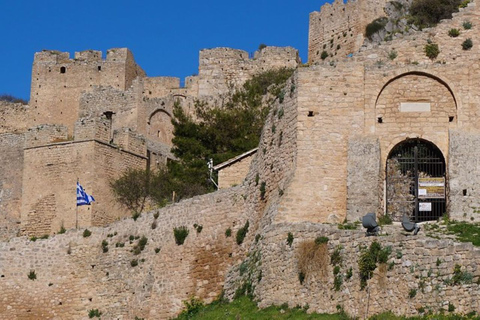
[418,177,445,199]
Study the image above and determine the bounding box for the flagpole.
[76,178,79,229]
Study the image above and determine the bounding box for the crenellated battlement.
[308,0,387,63]
[113,127,147,156]
[24,124,69,149]
[198,46,299,97]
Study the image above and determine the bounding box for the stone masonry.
[2,0,480,318]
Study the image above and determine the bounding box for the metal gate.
[386,139,446,222]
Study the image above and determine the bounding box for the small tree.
[110,168,150,216]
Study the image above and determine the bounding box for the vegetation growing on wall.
[365,17,388,40]
[0,94,28,105]
[110,68,295,209]
[358,241,392,289]
[409,0,462,28]
[297,237,329,284]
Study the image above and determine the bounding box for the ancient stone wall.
[216,150,257,189]
[198,47,300,97]
[0,187,247,319]
[112,128,147,156]
[277,63,366,224]
[0,101,30,134]
[0,133,24,240]
[21,134,146,236]
[448,130,480,221]
[232,223,480,318]
[308,0,387,64]
[346,136,381,220]
[24,124,69,148]
[74,117,112,143]
[30,48,146,134]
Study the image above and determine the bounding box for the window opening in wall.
[377,117,383,123]
[463,189,467,196]
[60,67,66,74]
[449,116,454,122]
[98,66,102,71]
[308,111,314,117]
[386,139,446,222]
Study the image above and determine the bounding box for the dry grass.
[297,240,329,282]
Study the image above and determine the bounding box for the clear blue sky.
[1,0,328,101]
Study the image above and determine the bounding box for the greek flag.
[77,182,95,206]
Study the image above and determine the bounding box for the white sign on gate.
[419,202,432,211]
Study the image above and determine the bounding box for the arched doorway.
[386,139,446,222]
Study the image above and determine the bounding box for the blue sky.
[0,1,327,100]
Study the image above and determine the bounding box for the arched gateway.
[386,139,446,222]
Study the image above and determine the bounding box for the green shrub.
[459,0,470,8]
[179,297,204,318]
[174,226,189,245]
[365,17,388,40]
[153,212,159,219]
[448,28,460,37]
[286,232,294,247]
[321,51,329,60]
[132,212,141,221]
[462,38,473,50]
[409,289,417,298]
[101,240,108,253]
[88,309,102,318]
[463,20,473,29]
[346,267,353,280]
[388,50,398,60]
[333,272,343,291]
[359,241,391,289]
[130,259,138,267]
[425,43,440,59]
[410,0,462,28]
[83,229,92,238]
[314,236,329,245]
[451,264,473,284]
[116,242,125,248]
[378,214,392,225]
[298,271,306,284]
[28,270,36,280]
[58,225,66,234]
[330,245,343,266]
[151,220,157,229]
[154,247,160,253]
[193,224,203,233]
[448,303,455,312]
[236,221,250,245]
[30,236,37,242]
[260,182,266,200]
[225,228,232,237]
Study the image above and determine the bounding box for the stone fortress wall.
[308,0,388,63]
[0,43,299,240]
[2,0,480,318]
[20,118,147,236]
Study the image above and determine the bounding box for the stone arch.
[375,71,457,164]
[147,109,173,146]
[375,71,458,108]
[385,138,446,222]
